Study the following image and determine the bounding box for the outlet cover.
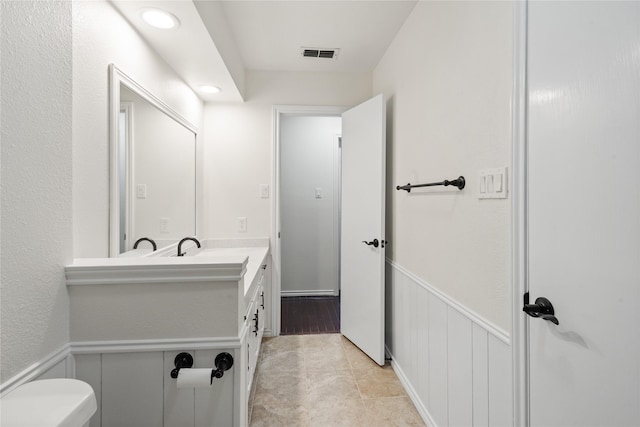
[260,184,269,199]
[238,217,247,233]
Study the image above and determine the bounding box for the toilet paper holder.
[170,352,234,383]
[170,353,194,379]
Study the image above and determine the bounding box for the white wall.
[203,70,371,240]
[280,116,341,295]
[0,0,73,383]
[373,1,513,331]
[374,2,514,425]
[73,0,204,258]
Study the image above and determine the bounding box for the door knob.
[362,239,379,248]
[523,295,559,325]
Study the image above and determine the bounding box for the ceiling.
[111,1,418,103]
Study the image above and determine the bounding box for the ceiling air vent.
[301,47,340,60]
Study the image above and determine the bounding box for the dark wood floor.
[280,296,340,335]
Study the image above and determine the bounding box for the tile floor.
[249,334,426,427]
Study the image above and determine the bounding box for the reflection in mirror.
[109,64,197,257]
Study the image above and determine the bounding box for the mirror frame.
[109,64,198,257]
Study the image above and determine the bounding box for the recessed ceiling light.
[199,85,222,95]
[141,9,180,30]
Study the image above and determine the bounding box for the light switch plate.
[478,167,508,199]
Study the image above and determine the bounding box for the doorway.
[276,109,345,335]
[272,96,387,365]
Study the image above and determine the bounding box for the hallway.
[280,297,340,335]
[249,334,425,426]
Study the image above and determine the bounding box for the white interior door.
[527,2,640,425]
[340,94,386,366]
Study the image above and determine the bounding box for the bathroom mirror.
[109,64,197,257]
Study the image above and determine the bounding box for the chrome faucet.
[177,237,201,257]
[133,237,157,251]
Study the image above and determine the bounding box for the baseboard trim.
[281,290,338,297]
[0,344,71,397]
[70,336,242,354]
[386,345,438,427]
[386,258,510,345]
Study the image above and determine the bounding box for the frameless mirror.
[109,64,197,257]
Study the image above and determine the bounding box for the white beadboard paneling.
[392,266,402,363]
[75,354,102,427]
[102,352,164,427]
[416,287,429,408]
[488,335,513,426]
[447,308,473,427]
[402,278,418,378]
[194,349,235,427]
[385,264,395,354]
[400,271,411,371]
[428,296,448,427]
[388,260,510,345]
[164,350,195,427]
[409,282,419,387]
[385,261,512,427]
[472,325,489,427]
[393,268,404,368]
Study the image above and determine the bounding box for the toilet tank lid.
[0,379,97,427]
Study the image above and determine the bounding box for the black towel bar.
[396,176,465,192]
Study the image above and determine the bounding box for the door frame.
[119,102,134,253]
[511,0,529,425]
[271,105,347,336]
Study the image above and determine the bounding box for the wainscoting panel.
[428,296,449,426]
[193,349,235,427]
[102,352,164,427]
[472,324,490,427]
[428,295,449,426]
[75,354,102,427]
[74,344,240,427]
[163,350,195,426]
[488,334,513,426]
[416,286,430,409]
[386,260,512,427]
[448,308,473,426]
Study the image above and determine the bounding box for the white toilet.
[0,378,97,427]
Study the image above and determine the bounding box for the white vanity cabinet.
[244,264,266,396]
[66,240,270,427]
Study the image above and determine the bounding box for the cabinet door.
[246,298,259,393]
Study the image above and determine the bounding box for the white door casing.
[272,105,347,336]
[340,94,386,366]
[526,2,640,425]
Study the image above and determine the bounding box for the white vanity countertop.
[66,239,269,296]
[193,246,268,296]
